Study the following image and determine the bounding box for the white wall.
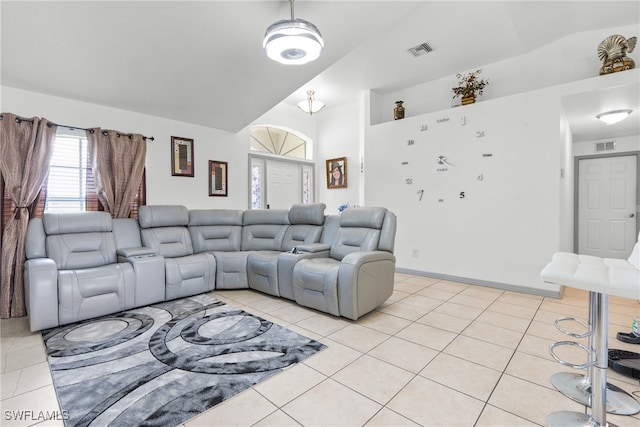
[573,134,640,157]
[558,112,575,253]
[316,100,361,214]
[1,86,318,210]
[365,89,563,295]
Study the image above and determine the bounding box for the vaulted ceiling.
[2,1,639,139]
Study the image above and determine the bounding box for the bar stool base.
[551,372,640,415]
[547,410,617,427]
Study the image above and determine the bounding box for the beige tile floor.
[2,273,640,426]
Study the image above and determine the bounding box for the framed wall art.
[208,160,228,197]
[326,157,347,189]
[171,136,194,177]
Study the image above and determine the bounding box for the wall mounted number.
[459,191,465,199]
[476,131,485,138]
[419,125,428,132]
[406,178,413,184]
[407,139,415,146]
[417,190,424,201]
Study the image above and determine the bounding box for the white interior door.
[266,160,301,209]
[578,155,637,258]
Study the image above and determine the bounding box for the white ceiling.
[2,1,639,139]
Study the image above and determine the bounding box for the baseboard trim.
[395,268,564,299]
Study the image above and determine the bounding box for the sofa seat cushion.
[165,253,216,300]
[292,258,340,316]
[58,263,135,325]
[247,251,281,296]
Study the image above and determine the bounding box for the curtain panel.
[0,113,56,318]
[88,129,146,218]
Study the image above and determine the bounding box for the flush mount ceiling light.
[596,109,633,125]
[263,0,324,65]
[297,90,325,115]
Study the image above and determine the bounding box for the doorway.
[575,153,639,258]
[249,155,315,209]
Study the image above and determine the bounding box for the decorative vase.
[393,101,405,120]
[461,94,476,105]
[598,34,637,75]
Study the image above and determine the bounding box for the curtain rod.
[0,114,155,141]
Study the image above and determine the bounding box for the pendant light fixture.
[263,0,324,65]
[297,90,325,115]
[596,109,633,125]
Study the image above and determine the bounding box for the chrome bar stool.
[541,250,640,427]
[549,292,640,416]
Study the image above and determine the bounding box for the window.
[44,129,94,213]
[250,125,310,159]
[1,127,145,234]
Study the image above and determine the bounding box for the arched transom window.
[250,126,308,159]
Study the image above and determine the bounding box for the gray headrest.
[289,203,326,225]
[43,212,112,235]
[243,209,290,225]
[340,207,387,229]
[138,205,188,228]
[189,209,244,226]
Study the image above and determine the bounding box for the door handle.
[630,213,636,218]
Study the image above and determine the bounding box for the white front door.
[578,155,637,258]
[266,160,301,209]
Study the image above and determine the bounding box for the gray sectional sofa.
[23,203,397,332]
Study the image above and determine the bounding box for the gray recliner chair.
[24,212,137,331]
[247,203,326,298]
[292,207,397,320]
[138,205,216,299]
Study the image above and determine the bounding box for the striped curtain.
[0,113,56,318]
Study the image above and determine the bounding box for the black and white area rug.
[42,294,326,427]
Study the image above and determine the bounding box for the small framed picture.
[171,136,194,177]
[326,157,347,189]
[208,160,228,197]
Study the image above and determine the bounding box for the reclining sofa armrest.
[295,243,330,254]
[24,258,59,332]
[337,251,397,320]
[117,247,158,262]
[116,248,166,306]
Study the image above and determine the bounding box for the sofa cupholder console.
[24,203,397,331]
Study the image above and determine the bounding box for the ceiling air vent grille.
[594,141,616,152]
[408,42,433,57]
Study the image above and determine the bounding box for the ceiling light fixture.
[263,0,324,65]
[596,109,633,125]
[297,90,325,115]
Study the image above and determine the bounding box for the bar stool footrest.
[550,340,596,369]
[554,316,592,339]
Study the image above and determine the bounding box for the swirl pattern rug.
[42,294,326,427]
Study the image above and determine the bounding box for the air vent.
[408,42,433,57]
[594,141,616,152]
